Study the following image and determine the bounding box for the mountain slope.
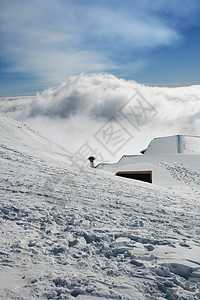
[0,115,200,299]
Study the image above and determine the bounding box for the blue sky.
[0,0,200,96]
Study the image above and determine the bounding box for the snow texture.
[0,114,200,299]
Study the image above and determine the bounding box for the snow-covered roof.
[141,135,200,155]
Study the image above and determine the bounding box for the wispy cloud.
[83,6,180,49]
[0,0,200,95]
[0,0,184,84]
[0,1,115,83]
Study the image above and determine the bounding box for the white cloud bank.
[1,73,200,163]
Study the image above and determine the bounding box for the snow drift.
[0,114,200,299]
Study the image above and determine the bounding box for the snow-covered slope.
[0,114,73,161]
[0,115,200,299]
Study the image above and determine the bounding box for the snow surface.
[0,114,200,299]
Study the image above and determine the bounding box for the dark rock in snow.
[71,288,84,297]
[83,232,101,244]
[43,291,57,299]
[55,217,63,226]
[52,247,66,255]
[53,277,68,287]
[31,279,37,284]
[179,242,190,248]
[68,239,79,247]
[1,207,9,215]
[130,259,144,267]
[145,245,155,251]
[28,241,36,247]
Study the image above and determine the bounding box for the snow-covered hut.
[96,135,200,185]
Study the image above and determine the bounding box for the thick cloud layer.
[25,73,200,134]
[1,73,200,162]
[25,73,200,121]
[25,74,135,121]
